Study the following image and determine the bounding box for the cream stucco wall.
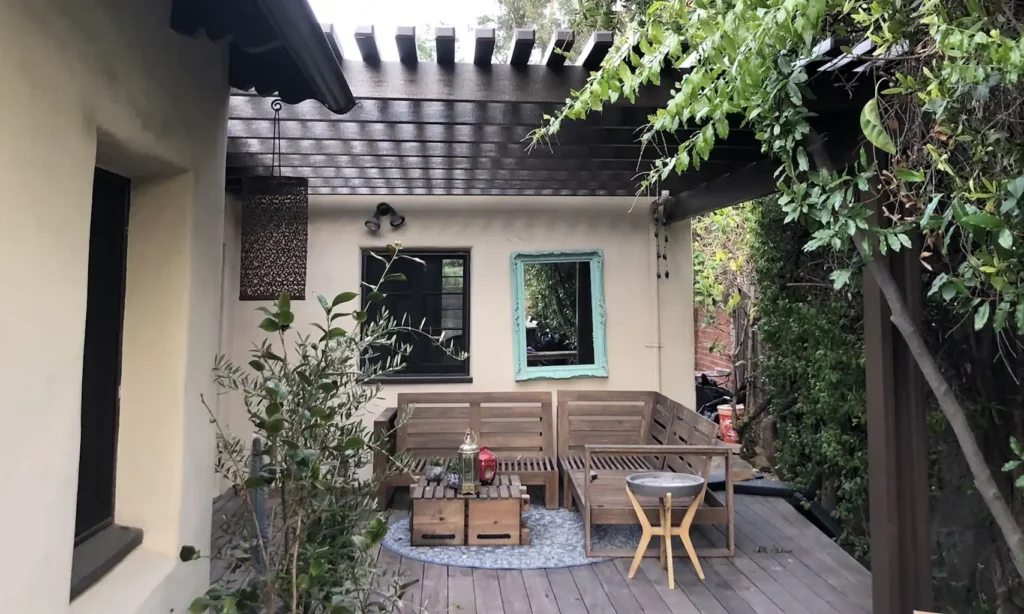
[0,0,228,612]
[224,197,696,451]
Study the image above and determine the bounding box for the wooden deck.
[211,492,871,613]
[380,494,871,614]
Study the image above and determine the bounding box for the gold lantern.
[457,430,480,495]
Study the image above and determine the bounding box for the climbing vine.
[530,0,1024,580]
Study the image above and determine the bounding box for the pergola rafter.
[226,27,874,199]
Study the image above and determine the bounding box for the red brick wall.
[695,309,733,373]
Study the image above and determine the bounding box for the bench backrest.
[396,392,554,459]
[656,392,719,477]
[556,390,655,456]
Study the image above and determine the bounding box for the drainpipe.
[647,192,668,393]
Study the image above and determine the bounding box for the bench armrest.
[373,407,398,479]
[583,444,732,456]
[374,405,398,427]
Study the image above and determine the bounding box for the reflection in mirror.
[523,260,595,367]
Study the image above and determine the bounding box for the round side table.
[624,472,708,589]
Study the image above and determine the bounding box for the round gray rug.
[382,508,644,569]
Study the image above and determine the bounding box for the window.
[511,249,607,381]
[361,249,470,382]
[71,168,142,600]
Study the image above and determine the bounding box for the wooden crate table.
[410,475,529,546]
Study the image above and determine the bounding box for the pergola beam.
[510,29,536,66]
[474,28,495,65]
[228,166,643,182]
[543,29,575,67]
[436,26,456,65]
[395,26,417,65]
[226,119,758,146]
[579,31,614,71]
[306,186,638,196]
[227,138,763,161]
[354,25,380,64]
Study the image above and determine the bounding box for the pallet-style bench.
[373,392,559,510]
[559,391,735,558]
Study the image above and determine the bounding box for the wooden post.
[863,186,934,613]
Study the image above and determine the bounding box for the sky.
[308,0,501,62]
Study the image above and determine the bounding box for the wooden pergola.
[226,25,932,614]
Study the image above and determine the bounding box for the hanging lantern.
[239,99,309,301]
[457,430,480,495]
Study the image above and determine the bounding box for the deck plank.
[697,523,829,614]
[546,568,590,614]
[611,558,672,613]
[637,558,709,614]
[420,563,448,613]
[521,569,560,614]
[569,564,617,613]
[398,557,425,612]
[473,569,505,613]
[592,560,645,612]
[448,566,477,614]
[497,570,533,614]
[734,497,871,612]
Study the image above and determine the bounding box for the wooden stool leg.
[665,493,675,589]
[659,504,667,570]
[677,488,707,582]
[625,487,653,579]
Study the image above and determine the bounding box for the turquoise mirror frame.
[510,249,608,381]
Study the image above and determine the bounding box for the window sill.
[371,375,473,385]
[70,524,143,601]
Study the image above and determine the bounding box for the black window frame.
[71,168,143,601]
[360,248,472,384]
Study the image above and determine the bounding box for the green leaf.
[382,273,407,283]
[223,597,238,614]
[368,291,385,303]
[278,310,295,326]
[886,233,901,251]
[189,597,210,614]
[941,283,957,301]
[1012,437,1021,456]
[265,414,286,436]
[921,195,942,226]
[179,545,200,562]
[343,436,365,451]
[1003,459,1021,471]
[997,228,1013,248]
[259,318,280,333]
[830,269,852,290]
[317,293,331,311]
[994,302,1009,330]
[796,148,809,171]
[860,98,896,154]
[310,558,327,577]
[1016,475,1024,488]
[327,327,347,339]
[277,292,291,311]
[1016,302,1024,330]
[244,475,266,489]
[1008,177,1024,200]
[353,310,368,323]
[962,212,1004,230]
[265,379,289,401]
[974,303,990,330]
[248,360,265,372]
[895,168,925,182]
[332,291,358,306]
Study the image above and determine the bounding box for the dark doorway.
[74,168,131,543]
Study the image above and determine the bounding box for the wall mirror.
[511,250,607,380]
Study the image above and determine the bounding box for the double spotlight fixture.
[364,202,405,232]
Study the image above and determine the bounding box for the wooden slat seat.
[373,392,559,510]
[558,390,736,558]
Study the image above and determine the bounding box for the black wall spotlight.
[364,202,405,232]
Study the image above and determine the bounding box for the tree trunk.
[861,252,1024,579]
[802,130,1024,580]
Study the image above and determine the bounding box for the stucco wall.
[224,197,696,451]
[0,0,228,612]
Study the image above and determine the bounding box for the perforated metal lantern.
[457,430,480,495]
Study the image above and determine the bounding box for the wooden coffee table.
[410,475,530,546]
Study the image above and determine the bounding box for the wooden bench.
[559,391,735,558]
[373,392,559,510]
